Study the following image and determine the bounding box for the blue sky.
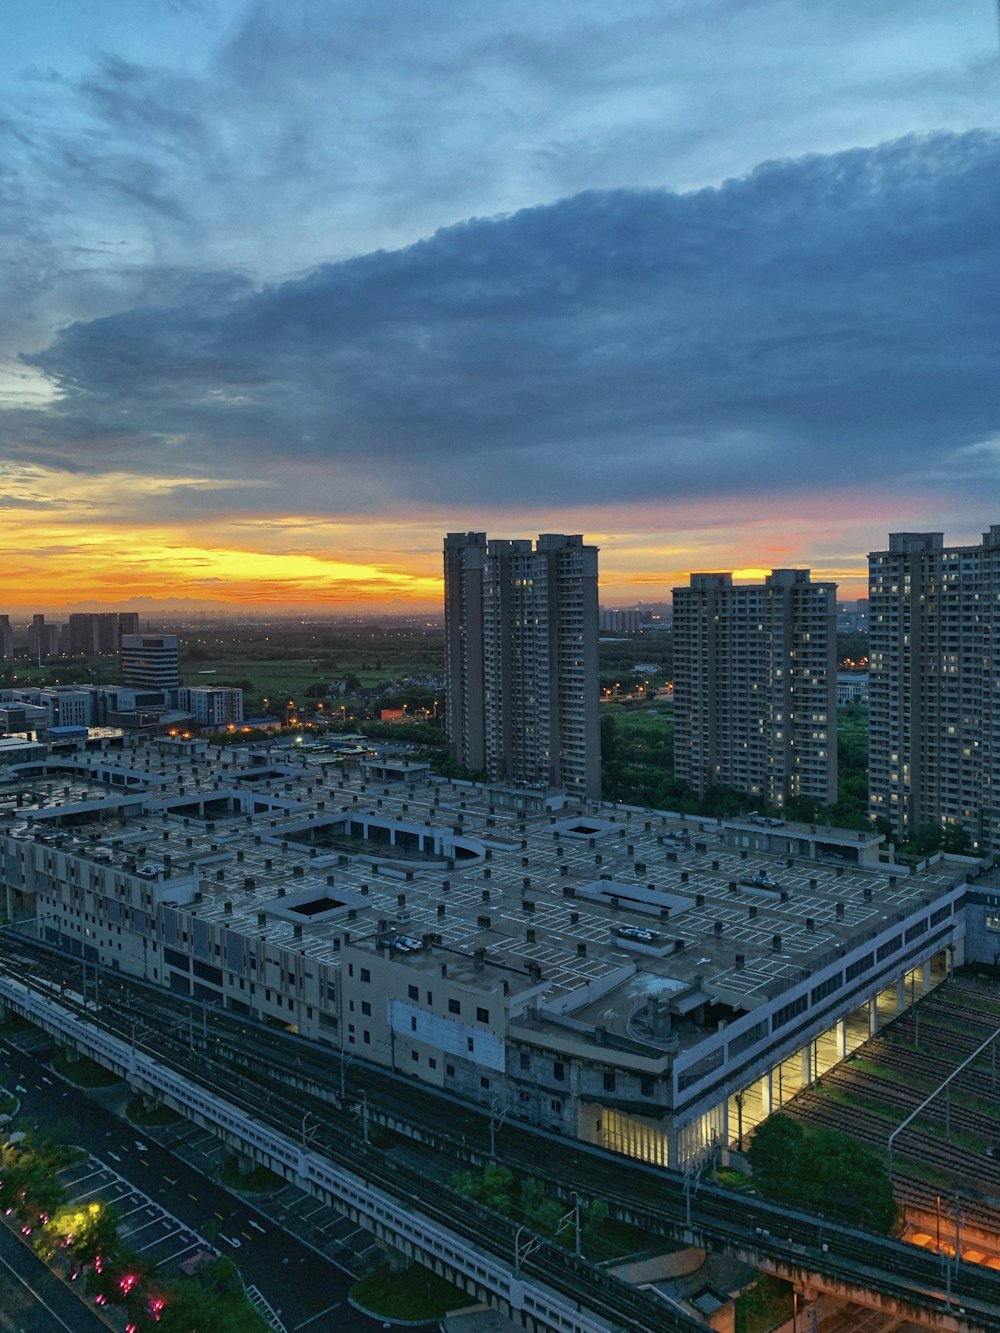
[1,1,998,608]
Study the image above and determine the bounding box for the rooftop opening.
[287,895,346,917]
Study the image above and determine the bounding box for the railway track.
[5,934,1000,1327]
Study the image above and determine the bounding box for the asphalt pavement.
[0,1036,398,1332]
[0,1222,109,1333]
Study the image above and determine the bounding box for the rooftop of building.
[0,737,975,1057]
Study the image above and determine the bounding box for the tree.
[941,824,970,854]
[39,1200,119,1266]
[584,1198,609,1235]
[746,1114,804,1201]
[450,1163,514,1214]
[747,1114,897,1233]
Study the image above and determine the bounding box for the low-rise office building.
[0,736,975,1170]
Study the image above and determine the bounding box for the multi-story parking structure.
[0,734,975,1170]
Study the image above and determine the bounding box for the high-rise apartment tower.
[67,612,140,656]
[444,533,601,799]
[673,569,837,807]
[868,526,1000,853]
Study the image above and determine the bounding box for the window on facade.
[411,1050,419,1063]
[553,1061,565,1082]
[476,1006,489,1024]
[520,1052,531,1071]
[360,968,371,983]
[363,1030,371,1044]
[446,1064,455,1078]
[467,1037,475,1052]
[448,998,461,1015]
[428,1057,437,1070]
[361,1001,371,1017]
[408,984,419,1000]
[550,1099,562,1113]
[603,1072,616,1092]
[480,1076,490,1090]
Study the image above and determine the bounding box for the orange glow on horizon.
[0,464,899,610]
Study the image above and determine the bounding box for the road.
[0,1039,391,1332]
[0,1223,108,1333]
[9,934,999,1329]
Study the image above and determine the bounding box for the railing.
[0,976,668,1333]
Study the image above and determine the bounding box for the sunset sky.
[2,1,998,613]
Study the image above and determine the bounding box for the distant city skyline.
[2,3,996,610]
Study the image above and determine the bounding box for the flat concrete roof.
[0,739,971,1047]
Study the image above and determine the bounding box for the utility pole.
[355,1091,369,1145]
[488,1096,507,1160]
[339,1049,353,1100]
[513,1225,541,1279]
[301,1111,319,1149]
[683,1163,704,1229]
[556,1194,583,1259]
[954,1194,962,1273]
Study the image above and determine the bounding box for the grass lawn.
[0,1015,33,1034]
[126,1096,182,1127]
[715,1166,756,1192]
[184,657,335,702]
[51,1050,121,1088]
[351,1263,468,1320]
[218,1155,285,1192]
[735,1275,793,1333]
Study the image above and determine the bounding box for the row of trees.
[0,1121,267,1331]
[451,1162,608,1246]
[746,1113,897,1233]
[600,702,925,839]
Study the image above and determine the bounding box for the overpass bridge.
[1,936,999,1332]
[0,967,702,1333]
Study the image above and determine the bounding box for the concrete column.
[720,1097,729,1147]
[760,1069,773,1117]
[836,1018,847,1060]
[921,959,932,993]
[801,1043,812,1086]
[896,975,906,1015]
[868,996,879,1037]
[667,1125,679,1170]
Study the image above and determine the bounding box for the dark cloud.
[0,495,65,510]
[20,131,999,512]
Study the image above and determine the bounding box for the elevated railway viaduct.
[1,936,998,1332]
